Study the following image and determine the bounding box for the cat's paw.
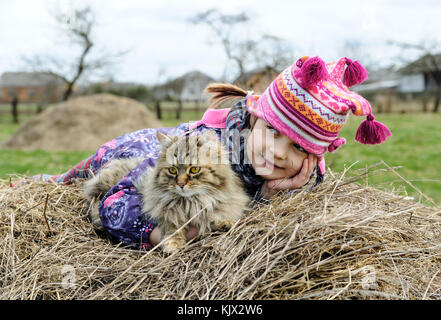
[83,178,102,199]
[162,237,186,254]
[88,199,104,231]
[212,219,237,231]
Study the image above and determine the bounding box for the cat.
[84,130,250,253]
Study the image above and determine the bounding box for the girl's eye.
[189,166,200,174]
[168,167,177,174]
[267,125,280,135]
[293,143,306,153]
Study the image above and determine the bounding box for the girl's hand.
[260,154,318,200]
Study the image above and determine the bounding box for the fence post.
[422,92,428,113]
[433,87,441,113]
[176,99,183,120]
[11,96,19,124]
[155,100,162,120]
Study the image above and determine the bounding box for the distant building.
[399,53,441,93]
[151,71,215,102]
[0,72,65,103]
[353,67,401,93]
[355,54,441,95]
[353,54,441,113]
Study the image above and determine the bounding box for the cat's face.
[154,130,230,197]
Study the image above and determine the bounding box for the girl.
[32,55,391,250]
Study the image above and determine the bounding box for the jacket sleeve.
[98,159,159,250]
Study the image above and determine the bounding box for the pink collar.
[189,108,231,130]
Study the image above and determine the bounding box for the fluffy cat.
[84,130,250,253]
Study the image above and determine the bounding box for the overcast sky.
[1,0,440,85]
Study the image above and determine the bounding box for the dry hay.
[1,165,440,300]
[2,93,161,151]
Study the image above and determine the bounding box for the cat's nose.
[178,183,185,189]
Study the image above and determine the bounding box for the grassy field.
[157,109,205,127]
[1,108,440,206]
[326,113,441,205]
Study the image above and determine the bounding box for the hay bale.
[1,169,440,300]
[2,94,161,151]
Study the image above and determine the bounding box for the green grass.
[0,119,20,144]
[0,104,51,143]
[0,110,93,179]
[0,149,93,179]
[1,110,440,206]
[157,109,206,127]
[326,113,441,206]
[0,106,90,178]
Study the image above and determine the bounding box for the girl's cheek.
[251,133,264,156]
[288,152,307,175]
[246,133,260,164]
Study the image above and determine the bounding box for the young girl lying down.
[30,55,391,249]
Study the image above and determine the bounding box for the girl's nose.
[274,148,287,161]
[273,137,289,161]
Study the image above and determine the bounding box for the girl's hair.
[205,83,248,109]
[205,83,256,130]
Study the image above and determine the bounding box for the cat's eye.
[168,167,177,174]
[189,166,200,174]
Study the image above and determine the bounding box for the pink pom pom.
[342,58,368,87]
[355,114,392,145]
[295,56,329,88]
[328,137,346,153]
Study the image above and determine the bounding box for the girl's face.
[246,118,309,180]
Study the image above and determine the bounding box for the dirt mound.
[2,94,161,151]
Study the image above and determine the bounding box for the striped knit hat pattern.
[246,56,391,166]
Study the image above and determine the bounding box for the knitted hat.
[246,56,391,173]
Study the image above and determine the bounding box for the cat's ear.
[198,130,228,163]
[156,131,173,146]
[199,130,218,144]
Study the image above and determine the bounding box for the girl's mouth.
[260,154,282,170]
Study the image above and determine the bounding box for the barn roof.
[400,54,441,74]
[0,72,65,87]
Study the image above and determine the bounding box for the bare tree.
[253,35,294,74]
[23,5,125,101]
[389,40,441,113]
[190,9,293,84]
[341,39,379,71]
[190,9,254,81]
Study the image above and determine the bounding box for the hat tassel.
[295,56,329,88]
[328,137,346,153]
[355,114,391,145]
[343,57,368,87]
